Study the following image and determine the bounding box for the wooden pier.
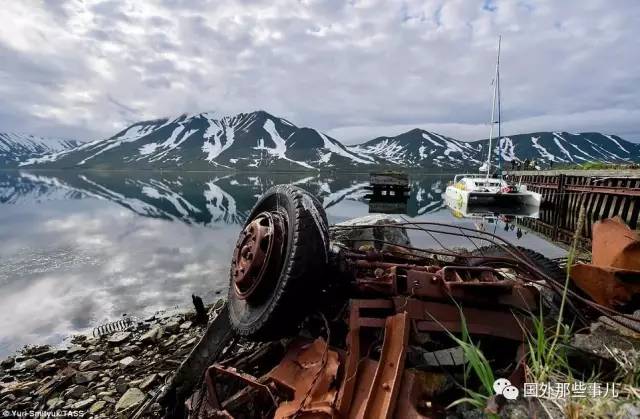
[505,171,640,249]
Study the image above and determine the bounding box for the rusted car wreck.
[158,185,640,418]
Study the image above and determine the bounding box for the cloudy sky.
[1,0,638,144]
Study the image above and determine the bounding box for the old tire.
[227,185,329,340]
[469,245,568,316]
[469,245,565,282]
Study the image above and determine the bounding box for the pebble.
[164,321,180,333]
[46,397,62,408]
[86,351,105,362]
[66,385,88,399]
[34,349,67,362]
[67,345,86,356]
[0,304,218,417]
[140,325,164,344]
[90,400,106,414]
[35,359,63,375]
[139,373,157,390]
[74,371,99,385]
[11,358,39,372]
[0,358,15,368]
[78,360,98,371]
[115,387,145,413]
[71,396,95,409]
[115,376,129,394]
[107,331,131,345]
[119,356,139,368]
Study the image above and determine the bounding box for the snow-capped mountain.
[6,111,640,170]
[21,111,374,170]
[0,133,83,167]
[350,128,483,169]
[480,132,640,165]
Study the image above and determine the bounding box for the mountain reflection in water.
[0,170,564,356]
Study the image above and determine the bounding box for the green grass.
[428,304,497,414]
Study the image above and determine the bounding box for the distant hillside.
[20,111,376,171]
[476,132,640,166]
[5,111,639,171]
[0,133,83,167]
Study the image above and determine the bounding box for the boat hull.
[445,186,541,207]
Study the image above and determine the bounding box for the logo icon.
[493,378,519,400]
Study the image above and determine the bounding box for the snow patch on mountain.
[605,135,629,154]
[552,133,574,162]
[530,136,557,161]
[317,131,373,164]
[498,137,516,161]
[202,117,236,161]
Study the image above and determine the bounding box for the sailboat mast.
[497,36,502,177]
[485,36,501,180]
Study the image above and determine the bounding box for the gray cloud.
[0,0,638,143]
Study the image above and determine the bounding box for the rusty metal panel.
[360,312,410,419]
[268,338,339,418]
[591,217,640,269]
[571,217,640,309]
[394,298,528,342]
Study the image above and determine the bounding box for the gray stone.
[139,373,157,390]
[140,325,164,344]
[164,321,180,334]
[67,345,86,356]
[34,349,67,362]
[86,351,104,362]
[121,344,141,355]
[118,356,138,368]
[65,385,88,399]
[0,358,14,368]
[89,400,106,414]
[115,377,129,394]
[71,396,95,409]
[107,331,131,345]
[78,360,97,371]
[103,396,117,404]
[331,215,412,251]
[11,358,39,372]
[161,335,178,348]
[35,359,64,375]
[179,321,193,330]
[115,388,145,413]
[74,371,99,385]
[97,390,115,398]
[183,337,198,347]
[2,393,16,402]
[46,397,63,408]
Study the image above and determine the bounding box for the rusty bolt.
[382,382,391,391]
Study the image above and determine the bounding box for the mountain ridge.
[4,110,639,170]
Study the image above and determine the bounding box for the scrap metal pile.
[158,186,640,419]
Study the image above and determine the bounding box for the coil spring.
[92,317,135,337]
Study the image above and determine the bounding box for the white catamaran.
[445,36,541,208]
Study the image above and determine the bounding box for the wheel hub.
[231,211,286,300]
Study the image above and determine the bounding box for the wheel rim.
[231,211,286,301]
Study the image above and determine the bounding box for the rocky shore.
[0,300,223,418]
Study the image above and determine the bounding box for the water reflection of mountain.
[0,171,452,223]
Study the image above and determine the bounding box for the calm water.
[0,170,565,356]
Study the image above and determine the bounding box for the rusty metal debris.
[166,212,560,418]
[92,315,135,337]
[570,216,640,310]
[160,187,640,419]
